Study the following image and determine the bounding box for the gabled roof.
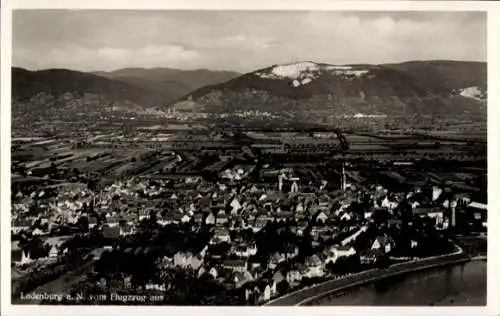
[374,235,395,246]
[336,245,354,251]
[468,202,487,210]
[223,259,247,267]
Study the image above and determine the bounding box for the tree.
[376,254,391,269]
[277,280,290,295]
[77,216,89,233]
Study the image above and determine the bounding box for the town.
[10,124,487,305]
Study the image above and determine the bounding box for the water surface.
[310,260,486,306]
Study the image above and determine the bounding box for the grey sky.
[13,10,486,72]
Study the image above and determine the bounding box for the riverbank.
[265,248,483,306]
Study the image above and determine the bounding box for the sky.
[12,10,486,73]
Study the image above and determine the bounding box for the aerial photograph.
[9,10,487,306]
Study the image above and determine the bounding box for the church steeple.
[341,162,347,191]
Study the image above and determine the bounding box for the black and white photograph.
[1,1,498,313]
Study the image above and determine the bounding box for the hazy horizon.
[13,58,487,74]
[13,10,486,72]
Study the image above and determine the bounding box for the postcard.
[1,1,499,316]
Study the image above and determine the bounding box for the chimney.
[450,200,457,227]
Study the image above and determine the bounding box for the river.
[308,260,486,306]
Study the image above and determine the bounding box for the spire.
[341,162,347,191]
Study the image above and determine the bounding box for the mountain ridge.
[171,60,486,119]
[11,60,486,125]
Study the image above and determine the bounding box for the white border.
[1,1,499,316]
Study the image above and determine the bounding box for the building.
[173,251,203,270]
[371,235,395,254]
[234,243,258,258]
[413,207,444,226]
[11,241,33,265]
[119,224,134,236]
[360,249,382,265]
[222,259,248,272]
[103,225,120,239]
[205,212,216,225]
[211,227,231,244]
[304,254,324,278]
[326,245,357,264]
[49,245,59,258]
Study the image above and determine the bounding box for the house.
[181,214,191,223]
[272,270,285,284]
[432,186,443,201]
[248,264,264,279]
[173,251,203,270]
[381,195,398,210]
[230,198,242,214]
[467,202,487,224]
[252,217,268,232]
[107,216,119,227]
[364,209,374,219]
[304,254,324,278]
[222,259,248,272]
[413,207,444,226]
[269,279,278,297]
[295,202,305,213]
[157,215,169,226]
[216,210,228,225]
[193,212,205,224]
[120,224,134,236]
[231,270,254,288]
[138,209,149,221]
[88,216,98,229]
[208,266,220,279]
[360,249,382,264]
[267,252,286,270]
[211,227,231,244]
[275,211,293,223]
[310,226,331,241]
[315,211,329,224]
[371,235,395,254]
[284,245,299,259]
[164,210,184,224]
[145,282,166,292]
[340,212,353,221]
[197,266,207,278]
[326,245,356,264]
[285,268,302,283]
[341,225,368,246]
[32,228,47,236]
[11,218,32,234]
[234,243,258,258]
[205,212,216,225]
[103,225,120,239]
[49,245,59,258]
[257,282,272,303]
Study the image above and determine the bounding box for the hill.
[92,68,240,102]
[11,67,171,126]
[171,61,486,120]
[384,60,486,92]
[12,67,167,107]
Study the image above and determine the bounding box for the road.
[265,252,471,306]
